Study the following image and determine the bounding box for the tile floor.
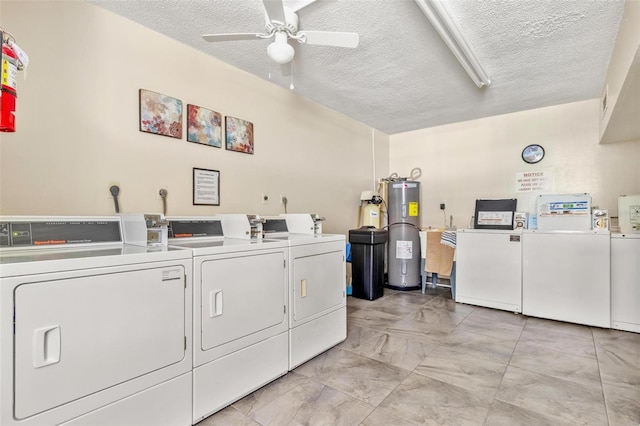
[198,287,640,425]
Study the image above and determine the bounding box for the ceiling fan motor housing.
[265,7,299,34]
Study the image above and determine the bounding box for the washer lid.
[0,244,191,277]
[168,236,289,255]
[265,233,344,247]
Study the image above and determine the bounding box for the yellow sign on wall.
[409,202,419,216]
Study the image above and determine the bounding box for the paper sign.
[395,241,413,259]
[516,171,552,192]
[477,211,513,226]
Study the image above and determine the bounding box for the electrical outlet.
[280,194,288,205]
[262,192,269,205]
[440,203,446,210]
[157,186,168,200]
[108,182,120,199]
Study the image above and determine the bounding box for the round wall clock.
[522,144,545,164]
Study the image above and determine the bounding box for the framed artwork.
[187,104,222,148]
[139,89,183,139]
[225,116,254,154]
[193,168,220,206]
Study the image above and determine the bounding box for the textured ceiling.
[90,0,626,135]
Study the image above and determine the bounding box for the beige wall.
[2,2,637,235]
[0,1,390,235]
[390,99,640,229]
[600,0,640,139]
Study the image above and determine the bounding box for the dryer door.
[13,266,186,420]
[291,243,345,326]
[200,251,287,351]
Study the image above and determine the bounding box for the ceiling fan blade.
[202,33,263,42]
[298,31,360,48]
[263,0,286,24]
[288,0,318,13]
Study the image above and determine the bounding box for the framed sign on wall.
[193,168,220,206]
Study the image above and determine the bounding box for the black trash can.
[348,226,388,300]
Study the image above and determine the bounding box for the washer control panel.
[0,219,122,247]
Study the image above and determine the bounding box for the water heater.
[387,181,421,290]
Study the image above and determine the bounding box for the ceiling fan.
[202,0,359,65]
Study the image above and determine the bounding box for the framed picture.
[139,89,183,139]
[193,168,220,206]
[187,104,222,148]
[225,116,254,154]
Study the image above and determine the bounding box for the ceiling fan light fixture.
[267,32,295,64]
[202,0,359,68]
[414,0,490,88]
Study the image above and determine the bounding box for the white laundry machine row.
[611,233,640,333]
[263,214,346,369]
[456,228,613,329]
[455,229,523,313]
[521,230,611,328]
[166,215,290,423]
[0,216,193,426]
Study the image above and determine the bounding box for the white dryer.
[0,216,193,426]
[166,216,289,423]
[263,214,346,370]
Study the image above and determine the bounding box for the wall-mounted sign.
[516,171,552,192]
[193,168,220,206]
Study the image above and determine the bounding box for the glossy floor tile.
[494,366,609,425]
[346,326,439,370]
[293,346,410,406]
[378,372,491,425]
[509,341,601,389]
[197,287,639,426]
[415,353,508,398]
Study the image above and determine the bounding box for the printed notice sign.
[193,168,220,206]
[477,211,513,226]
[516,171,552,192]
[395,240,413,259]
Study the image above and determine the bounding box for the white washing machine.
[611,233,640,333]
[0,216,193,426]
[522,230,611,327]
[455,229,523,313]
[166,215,289,423]
[263,214,346,370]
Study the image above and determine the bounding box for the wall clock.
[522,144,545,164]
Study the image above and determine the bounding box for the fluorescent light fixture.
[414,0,491,88]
